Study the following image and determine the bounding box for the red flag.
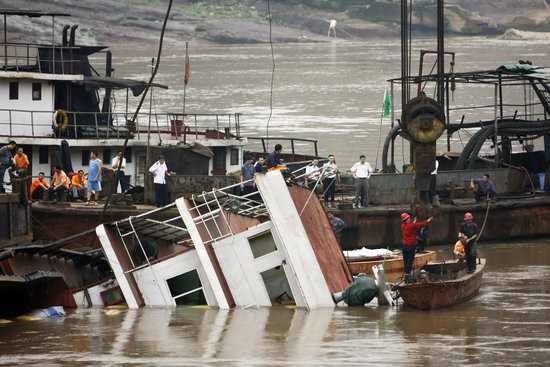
[184,56,190,85]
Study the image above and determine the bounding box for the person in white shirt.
[148,155,170,207]
[350,155,373,208]
[328,19,337,37]
[429,159,439,204]
[112,150,128,193]
[304,159,321,190]
[321,155,338,207]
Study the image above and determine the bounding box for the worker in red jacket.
[401,213,433,282]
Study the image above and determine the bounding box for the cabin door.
[212,147,226,176]
[136,155,146,187]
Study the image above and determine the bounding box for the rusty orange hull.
[395,258,485,310]
[347,250,437,282]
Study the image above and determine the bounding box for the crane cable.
[265,0,275,148]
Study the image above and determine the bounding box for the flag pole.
[374,110,384,172]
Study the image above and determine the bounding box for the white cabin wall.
[212,222,275,308]
[132,250,216,307]
[73,279,119,307]
[31,145,52,178]
[225,146,242,174]
[0,79,53,136]
[207,146,243,176]
[255,170,334,309]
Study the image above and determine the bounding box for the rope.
[265,0,275,148]
[476,200,491,242]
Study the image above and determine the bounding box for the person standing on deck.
[266,144,284,170]
[321,155,338,207]
[328,19,337,37]
[460,212,479,273]
[149,155,170,207]
[429,159,439,204]
[350,155,372,208]
[254,157,266,173]
[0,140,16,192]
[240,156,256,196]
[401,213,433,282]
[112,150,128,193]
[86,151,102,205]
[304,159,321,190]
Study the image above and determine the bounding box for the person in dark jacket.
[266,144,283,169]
[471,174,495,202]
[0,140,16,192]
[460,212,479,273]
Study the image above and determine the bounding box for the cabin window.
[103,149,111,164]
[230,148,239,165]
[9,82,18,100]
[38,146,48,164]
[100,286,124,306]
[32,83,42,100]
[166,269,207,306]
[248,230,277,259]
[82,150,90,166]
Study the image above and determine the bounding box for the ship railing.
[246,136,319,158]
[111,179,268,275]
[1,43,83,74]
[0,109,242,140]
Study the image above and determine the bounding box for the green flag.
[383,88,391,118]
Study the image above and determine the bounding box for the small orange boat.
[346,250,437,282]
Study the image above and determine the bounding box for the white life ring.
[53,109,68,132]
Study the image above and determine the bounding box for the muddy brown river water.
[1,239,549,366]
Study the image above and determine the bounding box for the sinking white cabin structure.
[96,170,353,309]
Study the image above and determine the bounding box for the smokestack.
[62,25,70,46]
[69,25,79,46]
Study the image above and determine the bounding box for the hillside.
[1,0,550,45]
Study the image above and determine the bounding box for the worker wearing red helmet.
[460,212,479,274]
[400,212,433,281]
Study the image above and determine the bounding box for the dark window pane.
[124,147,132,163]
[38,146,48,164]
[230,148,238,165]
[167,269,202,296]
[9,82,18,100]
[82,150,90,166]
[32,83,42,100]
[103,149,111,164]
